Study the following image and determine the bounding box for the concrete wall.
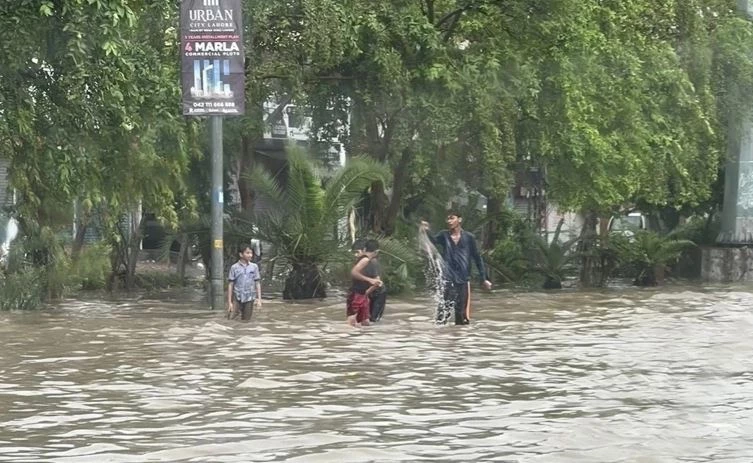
[545,208,583,243]
[701,246,753,282]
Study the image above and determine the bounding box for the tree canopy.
[3,0,753,254]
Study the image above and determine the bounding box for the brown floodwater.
[1,285,752,462]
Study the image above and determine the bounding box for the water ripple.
[1,286,752,461]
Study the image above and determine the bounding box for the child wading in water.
[347,239,382,326]
[227,245,262,321]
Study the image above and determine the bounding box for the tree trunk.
[383,147,413,236]
[368,181,389,234]
[283,263,326,299]
[237,134,256,214]
[71,202,90,261]
[635,264,664,286]
[176,233,189,283]
[349,96,396,235]
[599,213,610,236]
[106,247,120,292]
[124,209,142,291]
[483,195,502,250]
[71,221,88,261]
[578,210,600,287]
[125,237,140,290]
[654,264,666,284]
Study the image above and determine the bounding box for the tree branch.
[442,11,464,42]
[435,5,472,29]
[263,94,292,124]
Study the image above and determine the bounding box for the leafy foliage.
[611,231,696,285]
[371,236,422,294]
[0,267,44,311]
[528,221,579,289]
[248,148,389,263]
[3,0,751,298]
[72,244,111,291]
[237,147,389,298]
[486,237,531,285]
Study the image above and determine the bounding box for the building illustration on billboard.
[180,0,245,116]
[190,59,234,99]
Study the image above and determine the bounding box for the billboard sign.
[180,0,245,116]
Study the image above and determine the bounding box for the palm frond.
[245,165,286,211]
[613,230,695,268]
[529,232,578,280]
[468,208,517,232]
[322,156,391,221]
[285,146,325,225]
[377,236,421,266]
[243,148,395,275]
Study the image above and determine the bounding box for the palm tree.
[611,230,695,286]
[240,147,390,299]
[528,219,578,289]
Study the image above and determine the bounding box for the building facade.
[0,158,10,209]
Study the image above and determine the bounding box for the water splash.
[418,229,446,322]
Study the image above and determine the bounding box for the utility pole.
[180,0,245,309]
[210,116,224,310]
[718,0,753,243]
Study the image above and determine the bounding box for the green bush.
[0,268,44,310]
[4,226,75,301]
[2,231,114,307]
[527,227,578,289]
[72,244,111,290]
[380,258,415,295]
[486,236,530,284]
[610,230,695,286]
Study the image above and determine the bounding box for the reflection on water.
[1,286,753,462]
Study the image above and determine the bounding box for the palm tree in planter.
[611,230,695,286]
[243,147,390,299]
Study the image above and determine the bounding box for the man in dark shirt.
[420,211,492,325]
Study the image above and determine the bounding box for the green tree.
[0,1,199,290]
[303,0,520,238]
[516,0,753,285]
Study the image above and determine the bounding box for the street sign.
[180,0,245,116]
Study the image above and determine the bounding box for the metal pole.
[210,116,224,310]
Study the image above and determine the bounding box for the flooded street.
[1,286,753,462]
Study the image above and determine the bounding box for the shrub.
[0,267,44,310]
[72,244,111,290]
[486,236,530,284]
[611,230,695,286]
[527,224,578,289]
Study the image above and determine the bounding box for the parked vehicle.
[608,212,647,237]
